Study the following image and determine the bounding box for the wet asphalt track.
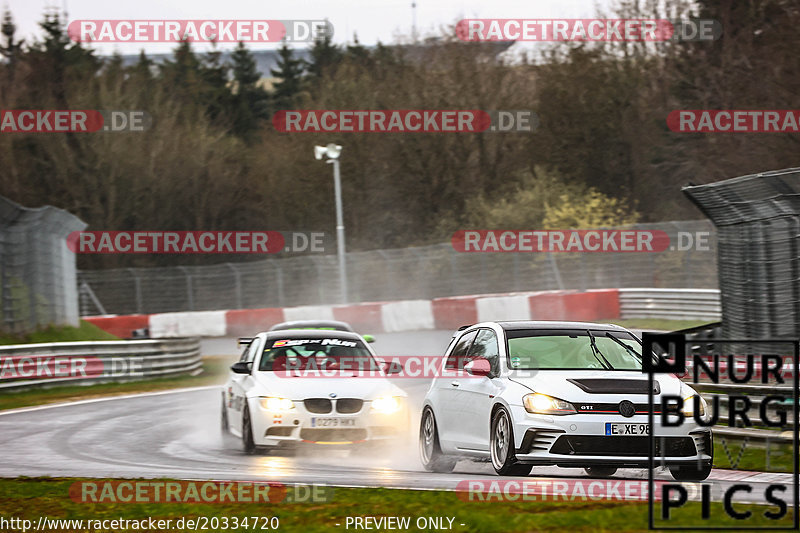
[0,331,794,508]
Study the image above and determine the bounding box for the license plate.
[605,423,649,435]
[311,417,356,427]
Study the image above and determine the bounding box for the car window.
[444,329,478,370]
[258,337,376,371]
[468,328,500,375]
[506,330,642,370]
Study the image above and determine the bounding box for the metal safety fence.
[79,220,719,316]
[684,167,800,341]
[0,195,86,334]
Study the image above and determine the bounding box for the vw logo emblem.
[618,400,636,418]
[329,393,337,398]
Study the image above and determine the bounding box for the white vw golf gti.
[419,321,712,480]
[223,330,408,453]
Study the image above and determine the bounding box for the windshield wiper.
[587,330,613,369]
[605,332,643,362]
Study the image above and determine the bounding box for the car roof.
[262,329,364,341]
[268,320,354,332]
[496,320,629,331]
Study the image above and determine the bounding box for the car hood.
[251,371,406,401]
[507,369,684,402]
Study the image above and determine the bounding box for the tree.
[269,40,305,111]
[230,41,270,139]
[0,8,23,80]
[307,30,342,81]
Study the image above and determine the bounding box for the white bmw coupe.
[223,330,408,453]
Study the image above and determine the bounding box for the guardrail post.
[226,263,243,309]
[268,259,284,307]
[547,252,565,290]
[178,266,194,311]
[127,268,143,314]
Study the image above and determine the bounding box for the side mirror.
[230,361,252,375]
[363,334,376,343]
[464,358,491,377]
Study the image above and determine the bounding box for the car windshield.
[258,337,376,371]
[506,330,643,370]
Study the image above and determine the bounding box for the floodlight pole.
[327,158,348,303]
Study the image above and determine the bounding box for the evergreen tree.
[230,41,269,139]
[269,40,305,110]
[307,30,342,80]
[0,9,23,79]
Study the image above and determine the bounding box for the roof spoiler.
[238,337,254,346]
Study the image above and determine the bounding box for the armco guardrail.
[619,288,721,321]
[0,337,201,390]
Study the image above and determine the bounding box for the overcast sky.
[7,0,611,55]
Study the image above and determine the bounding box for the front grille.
[575,403,661,415]
[550,435,696,457]
[300,428,368,442]
[304,399,332,414]
[336,398,363,414]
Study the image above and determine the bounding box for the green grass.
[0,478,792,532]
[0,320,120,345]
[602,318,716,332]
[713,437,795,473]
[0,357,231,411]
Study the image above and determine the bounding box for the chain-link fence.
[0,195,87,334]
[79,220,718,316]
[684,167,800,341]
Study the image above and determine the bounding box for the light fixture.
[314,143,342,160]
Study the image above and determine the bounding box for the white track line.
[0,385,218,417]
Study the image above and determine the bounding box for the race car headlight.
[371,396,403,414]
[259,397,295,411]
[682,394,706,418]
[523,393,577,415]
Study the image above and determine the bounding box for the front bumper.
[509,404,712,467]
[249,397,409,447]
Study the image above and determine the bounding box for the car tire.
[490,408,533,476]
[242,405,256,455]
[669,462,712,481]
[584,466,617,478]
[419,408,457,473]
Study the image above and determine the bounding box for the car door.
[457,328,503,451]
[435,329,478,450]
[228,336,262,436]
